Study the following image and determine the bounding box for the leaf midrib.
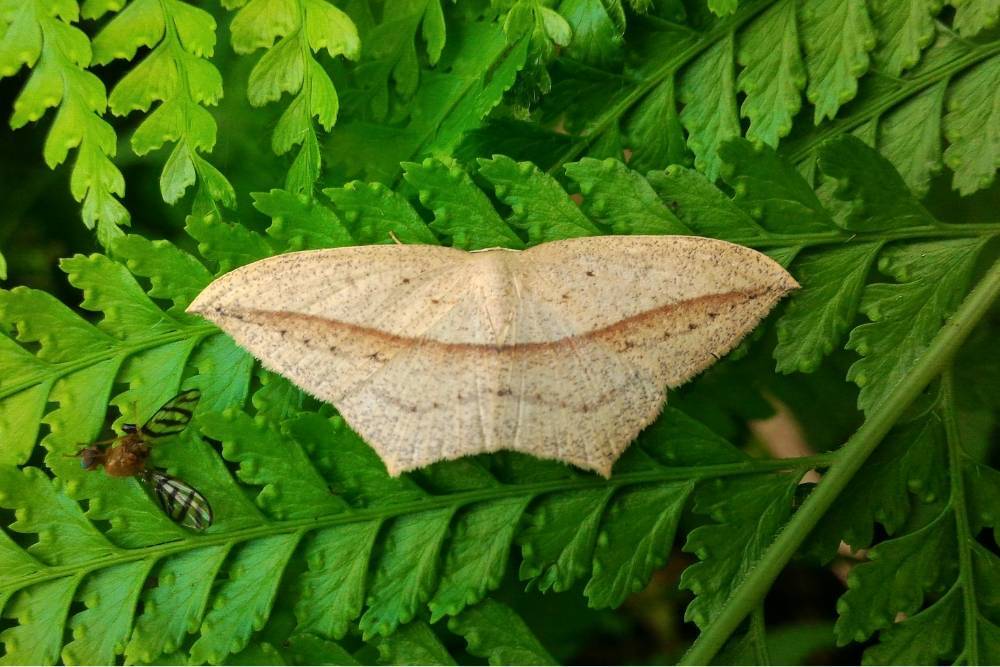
[0,324,217,400]
[2,452,836,596]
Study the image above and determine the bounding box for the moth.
[188,236,799,476]
[75,389,213,531]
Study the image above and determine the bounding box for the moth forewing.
[140,469,213,532]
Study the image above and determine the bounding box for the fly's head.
[77,446,104,471]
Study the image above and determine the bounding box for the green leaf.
[477,155,601,245]
[679,33,740,181]
[110,234,213,312]
[799,0,875,122]
[837,511,956,643]
[402,158,525,250]
[448,599,556,665]
[818,135,935,231]
[878,80,946,197]
[81,0,126,19]
[952,0,1000,36]
[709,0,740,16]
[943,55,1000,196]
[861,587,963,663]
[185,212,274,274]
[645,165,769,241]
[190,534,302,664]
[94,0,232,207]
[585,482,693,608]
[360,508,455,638]
[189,334,255,415]
[323,182,438,245]
[200,409,348,520]
[805,408,947,562]
[228,0,359,193]
[284,633,360,666]
[835,380,1000,663]
[327,21,529,183]
[253,190,355,251]
[736,0,805,147]
[63,560,154,665]
[375,620,456,666]
[624,76,688,172]
[429,497,531,620]
[296,521,381,639]
[519,487,615,593]
[847,238,987,414]
[564,158,689,235]
[870,0,939,77]
[719,139,835,234]
[775,242,882,374]
[351,0,447,117]
[2,0,129,238]
[0,466,116,565]
[559,0,624,66]
[0,578,80,665]
[455,119,575,171]
[681,473,799,629]
[125,546,231,663]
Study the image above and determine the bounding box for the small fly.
[74,389,212,531]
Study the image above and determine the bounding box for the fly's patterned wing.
[140,469,213,531]
[140,389,201,439]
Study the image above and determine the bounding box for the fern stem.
[941,369,980,664]
[1,452,836,596]
[680,257,1000,665]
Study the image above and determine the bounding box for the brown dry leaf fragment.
[188,236,798,476]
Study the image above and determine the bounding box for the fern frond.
[225,0,360,194]
[474,0,999,198]
[348,0,446,119]
[2,147,997,664]
[448,599,556,665]
[92,0,235,208]
[834,374,1000,663]
[326,20,529,183]
[0,0,128,242]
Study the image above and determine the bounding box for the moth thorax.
[468,252,519,345]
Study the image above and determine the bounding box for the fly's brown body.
[80,436,151,477]
[72,389,212,531]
